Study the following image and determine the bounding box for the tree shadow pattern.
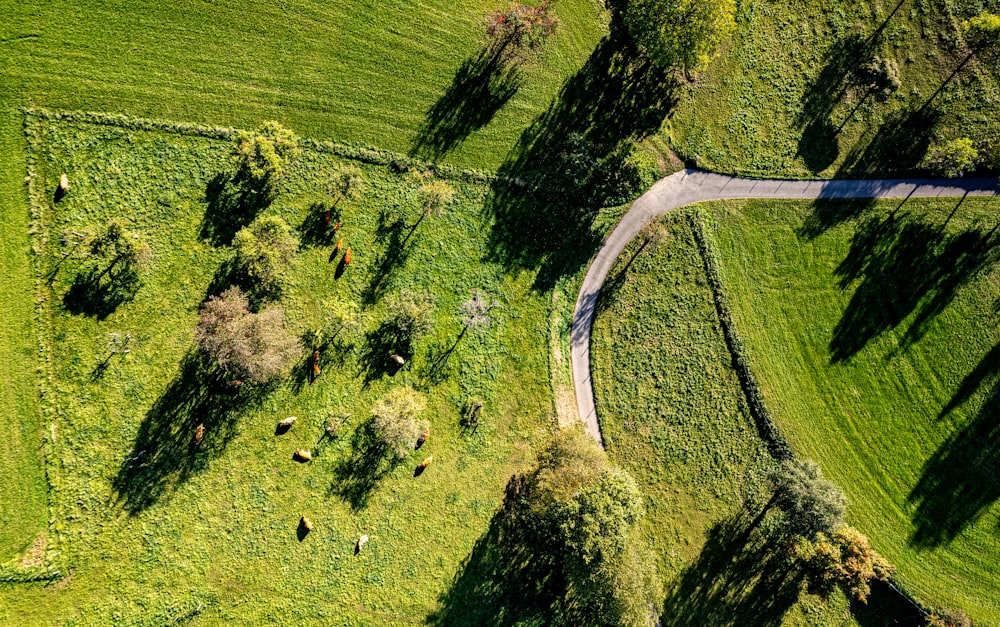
[328,419,401,511]
[908,343,1000,547]
[427,475,566,625]
[835,105,942,179]
[112,350,271,514]
[411,43,522,161]
[358,320,409,385]
[829,210,997,362]
[361,208,413,305]
[299,202,342,248]
[200,171,273,247]
[62,264,142,320]
[660,512,803,626]
[486,27,679,291]
[795,0,907,173]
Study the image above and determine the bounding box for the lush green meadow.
[590,213,924,626]
[0,115,563,623]
[707,198,1000,623]
[668,0,1000,177]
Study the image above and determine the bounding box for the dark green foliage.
[770,458,847,540]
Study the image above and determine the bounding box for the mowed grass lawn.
[591,213,881,626]
[707,198,1000,623]
[0,115,556,623]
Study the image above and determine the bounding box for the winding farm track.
[571,169,998,446]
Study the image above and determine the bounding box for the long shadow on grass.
[328,419,399,510]
[829,210,998,362]
[200,172,273,246]
[112,351,270,514]
[427,476,565,625]
[486,25,678,291]
[361,208,412,305]
[660,512,803,626]
[908,347,1000,547]
[411,43,521,161]
[62,263,142,320]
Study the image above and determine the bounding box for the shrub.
[770,458,847,539]
[486,2,559,59]
[795,525,894,603]
[195,286,301,384]
[922,138,980,178]
[370,387,428,459]
[385,291,434,346]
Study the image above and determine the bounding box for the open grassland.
[0,0,606,172]
[669,0,1000,177]
[0,115,561,623]
[708,197,1000,623]
[589,213,921,626]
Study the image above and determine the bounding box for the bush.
[370,387,427,459]
[922,138,980,178]
[486,2,559,59]
[385,291,434,347]
[195,286,301,384]
[795,525,894,603]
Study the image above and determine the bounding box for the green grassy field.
[0,114,563,623]
[589,213,907,626]
[668,0,1000,177]
[707,197,1000,624]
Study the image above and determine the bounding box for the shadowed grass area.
[708,197,1000,624]
[0,115,562,623]
[668,0,1000,178]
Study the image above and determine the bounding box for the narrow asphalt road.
[572,169,998,447]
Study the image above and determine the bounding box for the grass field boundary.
[24,109,495,184]
[687,210,792,460]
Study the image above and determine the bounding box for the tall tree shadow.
[829,211,997,362]
[62,264,142,320]
[660,512,804,626]
[328,419,399,511]
[486,27,679,291]
[426,476,566,625]
[200,171,273,246]
[908,346,1000,547]
[836,105,942,179]
[358,319,409,385]
[112,351,271,513]
[361,208,412,305]
[411,43,522,161]
[299,202,342,248]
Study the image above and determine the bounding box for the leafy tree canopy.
[625,0,736,73]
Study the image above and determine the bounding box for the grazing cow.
[418,455,433,469]
[416,427,429,448]
[390,354,405,366]
[301,515,313,531]
[344,248,352,265]
[193,423,205,446]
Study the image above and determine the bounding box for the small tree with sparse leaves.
[385,291,435,347]
[487,2,559,60]
[371,387,428,459]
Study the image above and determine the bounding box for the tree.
[195,286,301,384]
[414,178,456,230]
[768,458,847,539]
[232,215,298,299]
[625,0,736,74]
[795,525,894,603]
[385,291,435,348]
[327,163,366,208]
[231,120,299,207]
[370,387,427,459]
[923,138,980,178]
[487,1,559,60]
[515,428,662,624]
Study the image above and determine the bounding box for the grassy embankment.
[707,197,1000,624]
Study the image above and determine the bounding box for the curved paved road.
[572,169,997,446]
